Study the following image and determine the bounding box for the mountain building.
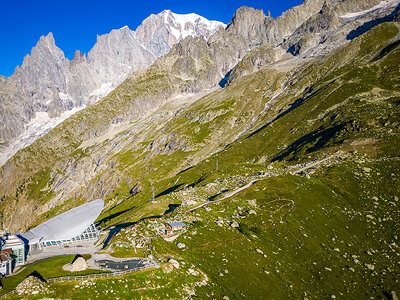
[0,248,12,276]
[165,222,187,235]
[0,234,25,266]
[19,199,104,253]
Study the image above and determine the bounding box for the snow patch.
[90,82,113,98]
[340,0,400,21]
[59,92,69,101]
[161,10,225,41]
[0,106,86,167]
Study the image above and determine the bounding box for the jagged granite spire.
[0,11,228,163]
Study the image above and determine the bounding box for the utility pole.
[216,159,218,171]
[152,186,155,202]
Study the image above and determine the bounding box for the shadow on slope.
[246,83,334,140]
[346,4,400,40]
[271,122,349,162]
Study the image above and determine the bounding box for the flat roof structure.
[20,199,104,245]
[2,235,24,247]
[167,222,187,227]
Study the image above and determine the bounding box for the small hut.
[165,222,187,235]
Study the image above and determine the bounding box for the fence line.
[0,263,159,298]
[47,263,159,283]
[1,290,15,298]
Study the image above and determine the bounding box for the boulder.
[392,291,399,300]
[63,256,88,272]
[177,243,186,249]
[169,259,180,269]
[365,263,375,270]
[183,200,198,206]
[231,221,239,228]
[188,268,199,276]
[162,263,174,273]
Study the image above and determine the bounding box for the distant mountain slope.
[0,1,398,233]
[0,2,399,298]
[0,11,225,166]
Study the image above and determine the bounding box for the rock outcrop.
[1,0,392,163]
[169,259,180,269]
[16,275,50,296]
[1,0,398,232]
[62,256,88,272]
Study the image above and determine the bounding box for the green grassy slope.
[150,159,399,299]
[0,21,399,299]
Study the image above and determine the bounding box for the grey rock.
[0,11,225,165]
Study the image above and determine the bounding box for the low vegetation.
[0,19,399,300]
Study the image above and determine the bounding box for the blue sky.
[0,0,302,77]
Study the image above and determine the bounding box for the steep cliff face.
[284,2,341,55]
[0,11,226,165]
[0,0,398,232]
[2,0,391,163]
[282,0,400,57]
[12,33,74,116]
[86,26,155,90]
[0,77,31,146]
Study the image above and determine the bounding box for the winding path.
[185,177,266,213]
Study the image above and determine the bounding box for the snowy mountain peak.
[0,10,226,166]
[161,10,226,40]
[135,10,226,57]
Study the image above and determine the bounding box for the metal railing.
[47,262,159,282]
[0,263,159,298]
[1,290,15,298]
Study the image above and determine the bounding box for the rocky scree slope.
[0,19,399,300]
[0,1,398,230]
[0,0,382,155]
[0,11,225,165]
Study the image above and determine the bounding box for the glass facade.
[40,223,99,248]
[15,246,24,264]
[0,235,26,266]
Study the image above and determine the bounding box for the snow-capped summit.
[135,10,226,57]
[160,10,226,40]
[0,10,226,166]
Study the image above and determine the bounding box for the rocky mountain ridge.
[0,10,225,166]
[0,0,399,232]
[0,1,399,298]
[1,1,392,168]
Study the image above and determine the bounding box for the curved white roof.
[20,199,104,245]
